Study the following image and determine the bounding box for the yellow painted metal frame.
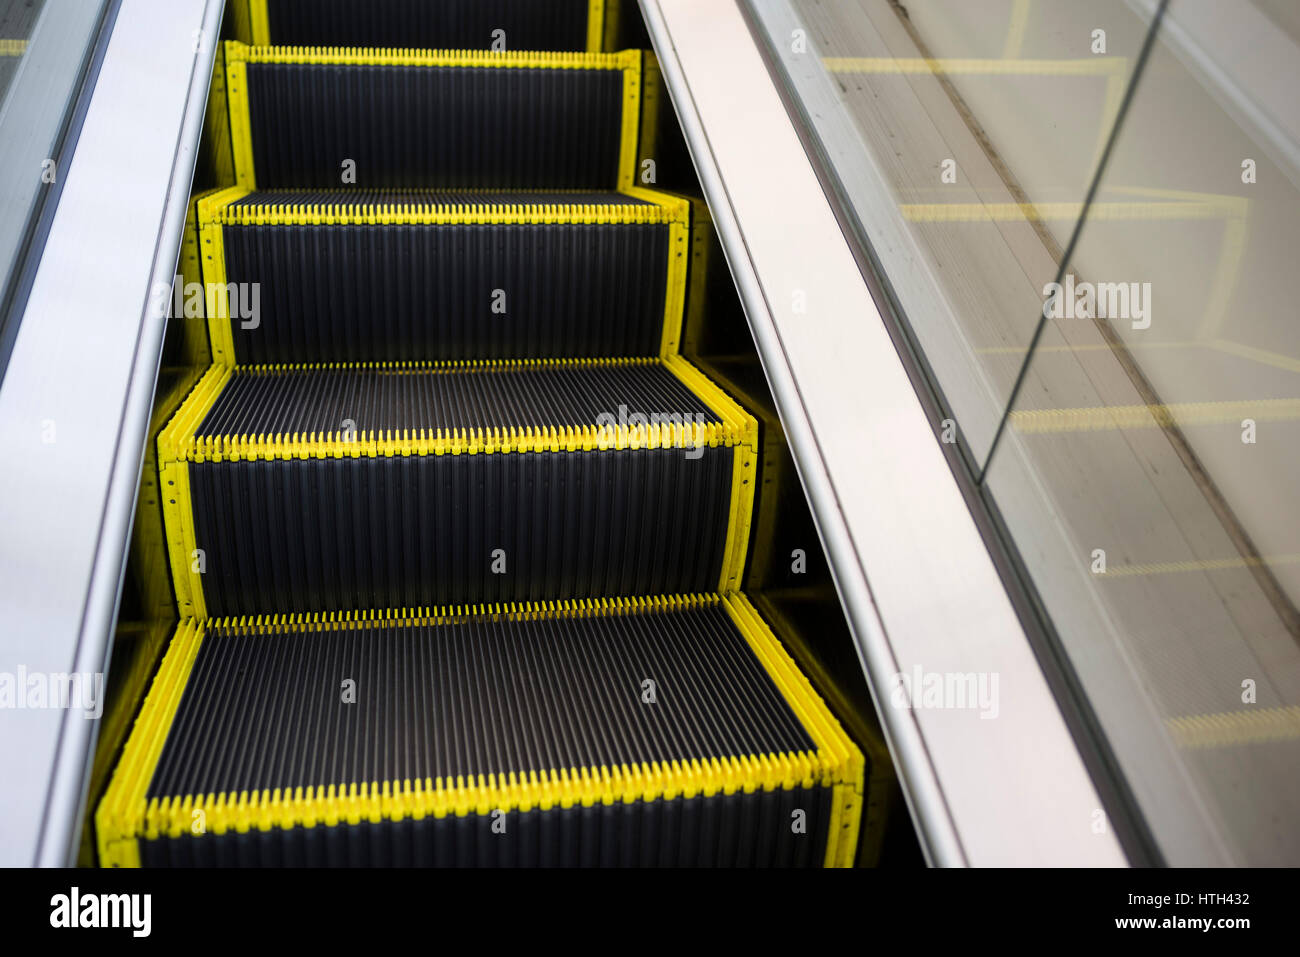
[586,0,606,53]
[199,185,690,363]
[663,354,757,591]
[204,41,236,188]
[224,41,641,189]
[81,619,171,865]
[98,618,205,868]
[157,356,757,613]
[195,186,254,365]
[158,364,231,621]
[623,185,690,355]
[97,594,862,867]
[723,594,865,866]
[617,51,642,190]
[749,592,893,867]
[247,0,270,45]
[224,49,256,189]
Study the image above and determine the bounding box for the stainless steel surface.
[0,0,221,866]
[640,0,1124,865]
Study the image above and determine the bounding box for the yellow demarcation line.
[1208,339,1300,376]
[1010,397,1300,433]
[1108,186,1249,343]
[822,56,1126,76]
[158,358,758,462]
[213,195,685,227]
[974,339,1300,378]
[899,185,1250,353]
[822,52,1127,194]
[157,357,759,613]
[227,42,636,69]
[899,200,1229,223]
[240,0,607,52]
[975,341,1193,357]
[0,38,27,56]
[223,42,643,190]
[1001,0,1032,59]
[96,595,861,868]
[1097,553,1300,579]
[198,186,691,363]
[1167,706,1300,749]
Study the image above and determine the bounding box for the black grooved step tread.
[228,44,637,189]
[227,189,651,208]
[158,361,756,616]
[259,0,595,52]
[97,598,864,867]
[202,188,685,363]
[196,363,718,438]
[150,604,814,795]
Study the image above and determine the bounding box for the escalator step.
[198,186,689,364]
[225,43,641,190]
[96,594,864,867]
[243,0,602,53]
[158,358,757,618]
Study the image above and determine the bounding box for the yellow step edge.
[158,357,757,463]
[216,201,680,227]
[199,186,690,364]
[224,40,642,195]
[157,357,758,612]
[96,619,205,867]
[205,186,689,228]
[240,0,607,54]
[225,40,640,71]
[97,595,854,865]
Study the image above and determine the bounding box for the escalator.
[90,0,884,868]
